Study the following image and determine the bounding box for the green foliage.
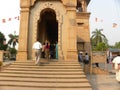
[8,47,17,54]
[93,42,108,51]
[91,29,108,45]
[0,32,7,50]
[91,29,108,51]
[114,42,120,48]
[8,33,18,48]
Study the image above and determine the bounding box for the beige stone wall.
[76,12,91,54]
[17,0,91,61]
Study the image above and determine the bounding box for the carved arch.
[32,2,64,59]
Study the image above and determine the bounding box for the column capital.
[20,0,30,8]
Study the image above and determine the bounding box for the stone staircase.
[0,60,92,90]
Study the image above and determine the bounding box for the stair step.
[14,61,79,64]
[8,65,82,69]
[0,77,89,83]
[12,63,81,66]
[0,81,91,88]
[0,73,86,79]
[1,70,84,75]
[5,68,83,72]
[0,86,92,90]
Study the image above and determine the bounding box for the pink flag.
[2,19,6,23]
[112,23,117,28]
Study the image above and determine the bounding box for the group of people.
[32,39,58,65]
[78,51,89,65]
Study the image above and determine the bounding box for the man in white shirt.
[112,54,120,82]
[32,39,42,65]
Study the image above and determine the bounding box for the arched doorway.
[37,8,58,44]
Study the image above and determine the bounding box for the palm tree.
[8,32,18,48]
[91,29,108,46]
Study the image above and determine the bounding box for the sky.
[87,0,120,45]
[0,0,120,45]
[0,0,20,42]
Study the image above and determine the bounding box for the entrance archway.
[37,8,58,44]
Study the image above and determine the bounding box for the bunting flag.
[2,19,6,23]
[95,17,98,22]
[1,16,20,23]
[112,23,117,28]
[17,16,19,20]
[8,18,12,21]
[95,17,103,22]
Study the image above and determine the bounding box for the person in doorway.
[41,42,45,58]
[45,42,50,60]
[112,53,120,82]
[78,51,83,63]
[32,39,42,65]
[84,53,89,64]
[49,44,55,59]
[55,41,58,59]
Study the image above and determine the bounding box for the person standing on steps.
[84,53,89,64]
[45,42,50,60]
[78,51,83,63]
[41,42,45,58]
[32,39,42,65]
[112,53,120,82]
[55,41,58,59]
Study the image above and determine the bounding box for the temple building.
[16,0,91,61]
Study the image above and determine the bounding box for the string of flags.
[1,16,20,23]
[95,17,103,22]
[95,17,118,28]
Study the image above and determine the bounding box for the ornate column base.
[66,50,78,61]
[16,51,28,61]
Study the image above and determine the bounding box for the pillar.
[66,6,78,60]
[16,0,30,61]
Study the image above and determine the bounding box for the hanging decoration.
[0,16,20,23]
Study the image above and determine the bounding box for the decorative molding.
[30,0,63,6]
[20,0,30,8]
[76,12,90,18]
[31,0,36,6]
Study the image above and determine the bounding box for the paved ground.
[87,63,120,90]
[86,74,120,90]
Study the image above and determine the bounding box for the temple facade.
[16,0,91,61]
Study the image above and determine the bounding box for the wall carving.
[30,0,63,7]
[31,0,36,6]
